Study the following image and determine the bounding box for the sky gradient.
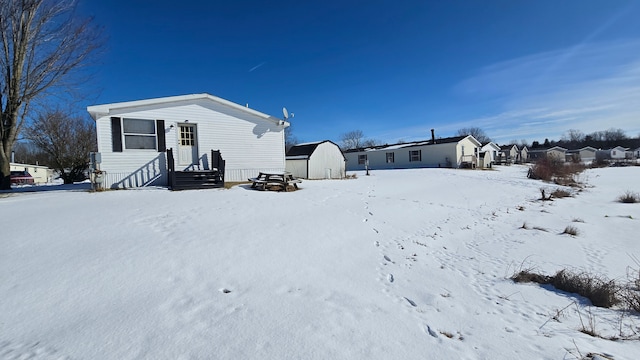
[78,0,640,145]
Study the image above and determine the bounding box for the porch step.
[171,170,224,191]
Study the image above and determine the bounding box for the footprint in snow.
[384,255,391,262]
[404,297,416,307]
[388,274,394,283]
[424,324,438,338]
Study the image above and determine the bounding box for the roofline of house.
[87,93,288,127]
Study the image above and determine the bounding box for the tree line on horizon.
[330,126,640,151]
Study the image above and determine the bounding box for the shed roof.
[286,140,344,158]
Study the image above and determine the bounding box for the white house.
[528,146,567,162]
[87,93,289,189]
[344,134,481,171]
[565,146,597,163]
[9,162,55,184]
[480,142,501,166]
[285,140,345,179]
[497,144,518,164]
[596,146,628,161]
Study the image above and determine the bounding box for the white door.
[178,124,198,166]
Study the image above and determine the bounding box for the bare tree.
[284,125,299,152]
[340,130,365,150]
[12,140,48,165]
[604,128,627,142]
[455,127,491,144]
[26,108,96,184]
[561,129,585,143]
[0,0,101,189]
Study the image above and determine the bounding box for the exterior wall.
[519,147,529,162]
[95,98,286,188]
[10,163,54,184]
[285,159,308,179]
[610,147,626,159]
[345,138,479,171]
[579,148,596,163]
[547,148,566,161]
[480,143,500,164]
[478,152,491,168]
[307,142,345,179]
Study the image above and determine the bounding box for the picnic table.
[248,171,302,192]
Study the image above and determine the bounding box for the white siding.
[345,137,479,171]
[95,98,285,188]
[286,159,308,179]
[307,142,345,179]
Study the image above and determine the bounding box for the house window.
[386,152,394,163]
[409,150,421,162]
[180,126,195,146]
[122,118,157,150]
[358,154,367,165]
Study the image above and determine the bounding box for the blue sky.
[78,0,640,145]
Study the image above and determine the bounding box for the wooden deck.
[167,149,226,191]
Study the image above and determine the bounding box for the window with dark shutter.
[111,117,123,152]
[156,120,166,152]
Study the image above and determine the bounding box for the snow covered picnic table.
[248,171,301,191]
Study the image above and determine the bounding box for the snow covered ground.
[1,165,639,360]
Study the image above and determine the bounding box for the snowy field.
[1,165,639,360]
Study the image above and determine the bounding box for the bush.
[563,225,579,236]
[551,189,572,198]
[528,157,586,186]
[552,270,619,308]
[618,191,639,204]
[511,269,619,308]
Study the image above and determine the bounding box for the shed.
[286,140,345,179]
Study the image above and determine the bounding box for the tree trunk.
[0,153,11,190]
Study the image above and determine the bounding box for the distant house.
[518,146,529,163]
[480,142,501,166]
[344,133,481,171]
[565,146,597,163]
[9,162,55,184]
[527,146,567,162]
[285,140,345,179]
[477,150,492,169]
[635,147,640,158]
[498,144,518,164]
[596,146,628,161]
[87,93,288,189]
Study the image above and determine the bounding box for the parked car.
[10,170,35,185]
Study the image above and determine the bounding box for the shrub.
[528,157,586,186]
[618,191,639,204]
[563,225,579,236]
[552,270,619,308]
[511,269,619,308]
[551,189,572,198]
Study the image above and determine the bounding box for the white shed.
[87,93,288,189]
[286,141,345,179]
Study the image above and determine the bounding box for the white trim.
[88,93,288,127]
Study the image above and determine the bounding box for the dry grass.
[223,181,250,189]
[511,269,619,308]
[528,157,586,186]
[618,191,639,204]
[551,189,572,198]
[563,225,579,236]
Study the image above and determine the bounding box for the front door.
[178,124,198,167]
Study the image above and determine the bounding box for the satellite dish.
[282,107,289,120]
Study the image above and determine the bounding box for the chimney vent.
[431,129,435,143]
